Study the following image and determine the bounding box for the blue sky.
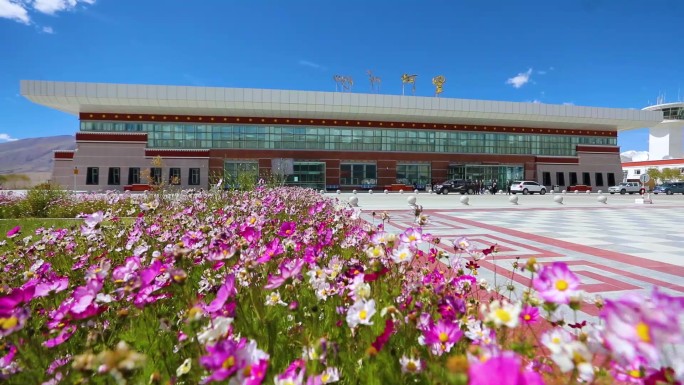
[1,0,682,153]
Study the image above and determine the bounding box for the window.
[542,172,551,186]
[607,173,616,186]
[396,164,431,188]
[595,173,604,187]
[169,168,181,185]
[189,168,200,185]
[622,171,628,182]
[108,167,120,185]
[151,167,162,185]
[634,169,641,175]
[86,167,99,185]
[340,163,377,187]
[569,172,578,186]
[582,172,591,186]
[128,168,140,184]
[556,172,565,186]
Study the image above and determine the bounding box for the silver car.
[510,181,546,195]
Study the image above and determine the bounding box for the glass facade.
[448,165,523,188]
[397,164,431,188]
[285,162,326,190]
[340,163,377,187]
[80,121,616,156]
[223,161,259,188]
[661,107,684,120]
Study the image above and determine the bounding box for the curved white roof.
[21,80,663,131]
[643,102,684,111]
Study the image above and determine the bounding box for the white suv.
[510,181,546,195]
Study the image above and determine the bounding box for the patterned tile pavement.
[359,202,684,323]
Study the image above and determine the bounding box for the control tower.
[643,102,684,160]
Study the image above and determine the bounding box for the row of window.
[541,171,617,187]
[81,121,617,157]
[84,167,201,186]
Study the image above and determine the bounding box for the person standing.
[507,180,512,195]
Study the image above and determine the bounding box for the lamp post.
[73,167,79,191]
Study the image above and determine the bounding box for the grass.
[0,218,84,236]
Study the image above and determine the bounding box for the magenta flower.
[43,325,77,348]
[420,318,463,355]
[256,238,284,264]
[265,259,304,289]
[600,289,683,366]
[275,359,305,385]
[468,352,545,385]
[520,306,540,324]
[278,222,297,238]
[204,275,237,314]
[532,262,580,304]
[6,226,20,239]
[112,256,141,283]
[199,338,246,383]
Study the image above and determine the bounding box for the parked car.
[653,182,684,195]
[608,182,641,195]
[433,179,478,195]
[567,185,592,192]
[510,181,546,195]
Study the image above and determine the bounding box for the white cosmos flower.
[321,367,340,383]
[265,291,287,306]
[176,358,191,377]
[399,355,422,373]
[197,316,233,344]
[346,299,376,328]
[483,300,521,328]
[391,244,414,264]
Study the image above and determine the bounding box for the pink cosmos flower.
[371,319,395,352]
[468,352,545,385]
[112,256,142,283]
[83,211,104,228]
[520,306,540,324]
[199,338,246,383]
[256,238,284,264]
[400,228,423,245]
[278,222,297,238]
[43,325,77,348]
[532,262,580,304]
[420,318,463,356]
[265,259,305,289]
[600,289,683,366]
[274,359,305,385]
[6,226,20,239]
[204,275,236,314]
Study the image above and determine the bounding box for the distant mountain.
[0,135,75,176]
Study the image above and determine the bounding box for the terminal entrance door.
[285,162,326,190]
[448,165,524,190]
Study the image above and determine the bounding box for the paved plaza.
[349,191,684,323]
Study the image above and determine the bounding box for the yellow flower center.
[555,279,569,291]
[552,337,561,344]
[242,365,252,376]
[495,308,511,323]
[439,332,449,343]
[359,310,367,320]
[321,373,330,382]
[406,361,418,372]
[628,369,642,378]
[636,322,651,343]
[222,356,235,369]
[0,316,18,330]
[524,314,531,321]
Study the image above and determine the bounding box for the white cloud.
[0,133,18,142]
[0,0,30,24]
[620,150,649,162]
[298,60,325,70]
[33,0,95,15]
[562,102,574,106]
[506,68,533,89]
[42,25,53,33]
[0,0,95,25]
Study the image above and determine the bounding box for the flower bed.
[0,186,682,384]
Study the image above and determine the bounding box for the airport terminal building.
[21,80,662,191]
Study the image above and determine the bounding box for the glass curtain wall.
[340,163,377,188]
[448,165,524,188]
[396,164,431,189]
[285,162,326,190]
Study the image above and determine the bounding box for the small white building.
[621,158,684,182]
